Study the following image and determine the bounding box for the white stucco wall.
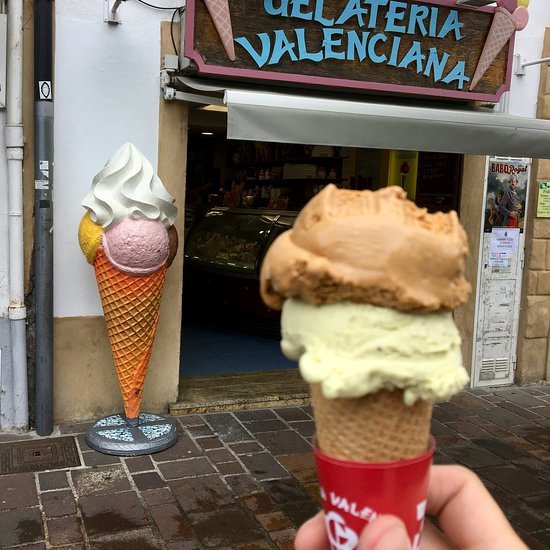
[54,0,176,317]
[508,0,550,117]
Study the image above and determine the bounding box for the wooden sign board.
[183,0,522,102]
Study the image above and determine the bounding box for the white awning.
[224,89,550,159]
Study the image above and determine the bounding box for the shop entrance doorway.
[179,106,464,385]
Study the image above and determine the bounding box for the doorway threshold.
[171,369,310,415]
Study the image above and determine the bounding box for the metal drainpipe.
[5,0,28,430]
[34,0,54,436]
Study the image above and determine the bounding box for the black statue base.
[85,412,178,456]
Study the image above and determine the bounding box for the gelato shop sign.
[184,0,529,101]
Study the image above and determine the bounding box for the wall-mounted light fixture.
[104,0,125,25]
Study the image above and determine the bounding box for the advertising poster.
[537,181,550,218]
[484,159,529,233]
[388,150,419,201]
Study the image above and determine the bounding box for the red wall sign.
[183,0,529,102]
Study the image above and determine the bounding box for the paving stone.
[513,456,550,482]
[438,401,475,418]
[0,472,38,510]
[76,433,92,452]
[281,499,322,527]
[303,482,322,504]
[436,443,506,469]
[471,437,532,460]
[38,471,69,491]
[71,466,131,496]
[82,451,122,467]
[255,430,311,456]
[219,541,273,550]
[497,401,545,420]
[206,448,235,463]
[532,406,550,419]
[169,475,235,512]
[187,505,265,548]
[216,461,246,475]
[124,455,154,473]
[166,540,202,550]
[41,490,77,517]
[149,502,193,541]
[203,413,253,443]
[88,528,164,549]
[230,441,264,454]
[494,389,546,408]
[269,528,298,550]
[274,408,312,422]
[508,503,550,533]
[511,425,550,447]
[177,414,205,427]
[240,452,290,481]
[186,424,215,437]
[477,465,550,496]
[290,421,316,438]
[445,421,491,438]
[0,507,44,546]
[430,419,456,436]
[157,457,216,480]
[80,491,148,536]
[59,422,92,435]
[451,392,491,411]
[256,511,293,531]
[261,477,313,505]
[521,492,550,511]
[224,474,261,495]
[277,452,317,483]
[241,419,288,433]
[46,516,84,546]
[242,491,279,514]
[132,472,167,490]
[477,407,532,428]
[141,487,176,507]
[195,435,224,450]
[234,410,277,421]
[150,432,203,462]
[434,434,469,448]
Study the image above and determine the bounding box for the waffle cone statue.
[260,184,471,463]
[78,143,178,431]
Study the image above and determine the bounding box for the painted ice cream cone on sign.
[203,0,235,61]
[470,4,529,91]
[78,143,178,447]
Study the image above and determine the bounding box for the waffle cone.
[310,384,432,463]
[204,0,235,61]
[94,248,166,421]
[470,8,516,90]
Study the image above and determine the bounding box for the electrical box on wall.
[0,14,6,109]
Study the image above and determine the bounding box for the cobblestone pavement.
[0,385,549,549]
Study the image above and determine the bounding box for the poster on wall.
[483,158,529,233]
[537,181,550,218]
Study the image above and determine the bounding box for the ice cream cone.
[204,0,236,61]
[93,248,167,422]
[310,384,432,463]
[470,7,517,91]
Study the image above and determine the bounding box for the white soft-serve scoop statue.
[78,143,179,455]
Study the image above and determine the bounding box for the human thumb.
[359,515,412,550]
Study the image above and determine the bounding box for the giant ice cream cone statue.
[203,0,235,61]
[260,185,471,544]
[470,3,529,91]
[78,143,179,455]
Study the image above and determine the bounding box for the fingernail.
[372,523,411,550]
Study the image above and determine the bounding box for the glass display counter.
[185,208,298,278]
